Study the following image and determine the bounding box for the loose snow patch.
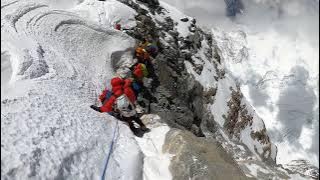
[135,114,173,180]
[210,75,237,127]
[159,1,191,38]
[71,0,137,29]
[246,163,269,177]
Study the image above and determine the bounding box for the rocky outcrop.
[117,0,317,179]
[120,0,207,136]
[137,0,159,8]
[284,160,319,179]
[163,129,251,180]
[223,87,275,163]
[223,87,253,137]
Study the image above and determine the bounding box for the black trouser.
[144,61,160,92]
[132,61,159,90]
[121,116,146,131]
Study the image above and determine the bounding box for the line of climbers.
[90,36,159,137]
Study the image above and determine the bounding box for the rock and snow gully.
[1,0,318,179]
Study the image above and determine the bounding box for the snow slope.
[1,0,176,179]
[135,114,172,180]
[1,0,145,179]
[70,0,137,29]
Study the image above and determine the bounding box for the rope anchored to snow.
[100,119,119,180]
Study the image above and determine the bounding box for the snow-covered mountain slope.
[1,0,318,179]
[1,0,144,179]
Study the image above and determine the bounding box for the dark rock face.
[180,17,189,22]
[137,0,159,7]
[120,0,208,137]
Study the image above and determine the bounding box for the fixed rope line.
[100,118,119,180]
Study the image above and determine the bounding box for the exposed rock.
[188,26,197,33]
[191,18,196,25]
[180,50,192,61]
[223,87,275,163]
[163,130,251,180]
[180,17,189,22]
[250,129,270,145]
[213,47,221,64]
[137,0,159,7]
[204,87,217,97]
[284,160,319,179]
[203,87,217,104]
[193,64,203,75]
[191,124,205,137]
[168,30,179,37]
[163,17,174,31]
[223,87,250,137]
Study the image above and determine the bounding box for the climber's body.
[90,37,161,137]
[90,77,150,137]
[115,23,121,30]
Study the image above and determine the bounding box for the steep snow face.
[1,0,144,179]
[135,114,172,180]
[159,2,191,38]
[70,0,137,29]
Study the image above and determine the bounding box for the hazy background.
[160,0,319,46]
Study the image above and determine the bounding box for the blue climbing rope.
[100,119,119,180]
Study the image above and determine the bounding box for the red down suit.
[99,77,136,113]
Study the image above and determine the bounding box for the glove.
[90,105,101,112]
[135,103,145,114]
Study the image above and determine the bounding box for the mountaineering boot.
[140,126,151,133]
[132,128,144,137]
[128,121,144,137]
[90,105,101,112]
[132,116,150,132]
